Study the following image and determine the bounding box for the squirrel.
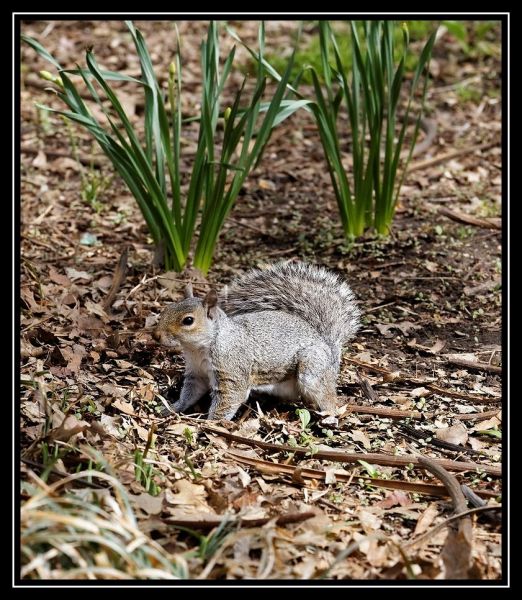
[153,261,361,420]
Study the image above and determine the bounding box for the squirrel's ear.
[203,288,218,319]
[183,283,194,299]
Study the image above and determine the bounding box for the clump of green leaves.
[62,117,111,212]
[23,21,299,273]
[134,426,161,496]
[296,407,311,430]
[265,21,498,84]
[308,21,437,239]
[181,518,235,562]
[236,20,437,241]
[292,408,318,455]
[358,459,381,479]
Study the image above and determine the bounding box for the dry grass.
[21,456,189,580]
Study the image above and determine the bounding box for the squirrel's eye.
[182,316,194,326]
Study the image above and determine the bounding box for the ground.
[19,20,502,581]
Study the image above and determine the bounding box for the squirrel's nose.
[152,329,162,342]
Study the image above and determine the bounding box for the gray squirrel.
[154,262,361,420]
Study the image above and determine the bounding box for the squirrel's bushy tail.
[224,262,360,347]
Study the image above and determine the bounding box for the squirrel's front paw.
[170,399,186,413]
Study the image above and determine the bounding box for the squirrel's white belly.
[252,378,298,400]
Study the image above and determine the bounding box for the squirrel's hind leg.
[297,348,339,414]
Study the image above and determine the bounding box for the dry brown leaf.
[236,466,251,488]
[21,288,46,314]
[435,422,469,446]
[76,315,105,333]
[410,387,431,398]
[445,352,478,362]
[167,479,214,513]
[96,275,114,291]
[232,489,261,510]
[351,429,372,450]
[442,523,473,579]
[65,267,92,281]
[236,418,261,438]
[48,157,81,172]
[47,414,89,442]
[135,424,151,442]
[464,279,500,296]
[357,509,383,533]
[99,414,126,439]
[48,267,71,286]
[324,467,337,484]
[32,150,47,169]
[468,437,487,451]
[85,300,110,320]
[413,502,439,536]
[60,344,86,373]
[395,321,422,336]
[353,532,389,567]
[429,339,446,353]
[112,398,136,416]
[375,491,411,509]
[258,178,276,191]
[98,383,128,399]
[130,492,164,515]
[168,423,196,436]
[470,416,501,432]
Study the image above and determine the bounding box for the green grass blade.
[21,34,62,70]
[61,68,144,84]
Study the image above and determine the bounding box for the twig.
[438,207,501,230]
[344,357,408,377]
[227,217,279,241]
[342,402,425,420]
[404,505,501,550]
[408,140,499,173]
[103,246,129,311]
[418,455,468,512]
[451,408,501,421]
[202,425,501,476]
[461,484,486,508]
[164,510,316,531]
[344,358,501,403]
[226,450,497,499]
[365,301,397,313]
[461,484,502,525]
[355,371,380,403]
[21,233,60,252]
[417,455,473,579]
[425,384,500,404]
[341,403,500,422]
[429,75,482,95]
[444,356,502,375]
[398,424,488,458]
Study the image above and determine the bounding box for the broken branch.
[203,426,501,477]
[417,455,473,579]
[226,450,497,499]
